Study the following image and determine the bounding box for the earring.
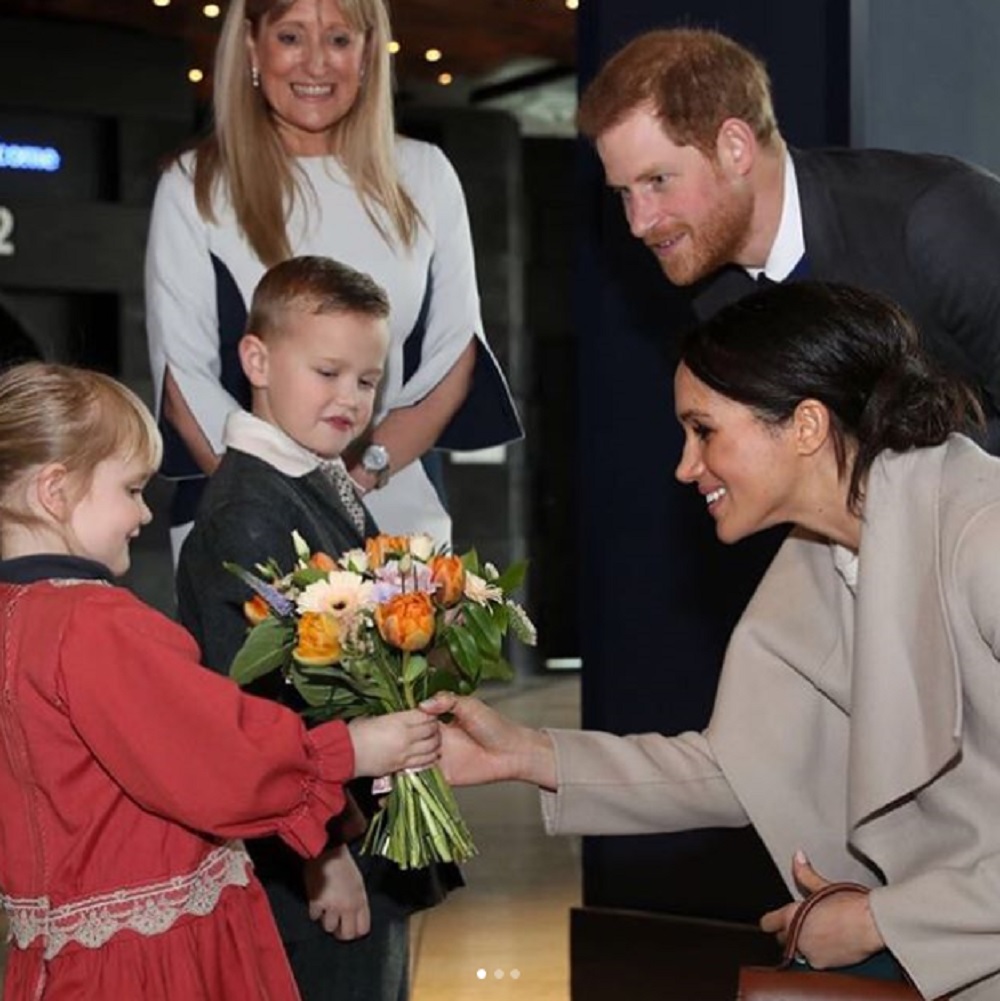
[251,65,260,89]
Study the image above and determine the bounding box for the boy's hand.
[304,845,370,939]
[348,709,441,778]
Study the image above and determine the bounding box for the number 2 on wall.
[0,206,14,257]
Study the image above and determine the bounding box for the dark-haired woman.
[424,281,1000,1000]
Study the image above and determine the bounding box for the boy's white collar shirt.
[222,410,349,479]
[747,150,805,283]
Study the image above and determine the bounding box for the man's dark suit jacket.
[693,147,1000,446]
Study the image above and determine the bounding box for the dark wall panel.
[575,0,850,925]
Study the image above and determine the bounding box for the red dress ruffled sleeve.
[55,586,353,858]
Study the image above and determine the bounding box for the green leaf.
[491,603,510,633]
[480,656,515,683]
[443,624,481,682]
[463,602,502,658]
[459,549,481,575]
[493,560,528,595]
[297,662,392,709]
[423,668,464,697]
[291,566,327,588]
[229,619,294,686]
[293,674,340,708]
[403,654,429,685]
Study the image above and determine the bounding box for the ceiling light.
[153,0,171,7]
[388,40,401,54]
[203,3,221,16]
[565,0,579,7]
[424,48,443,63]
[188,68,205,83]
[437,72,453,86]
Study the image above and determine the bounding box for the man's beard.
[653,187,754,287]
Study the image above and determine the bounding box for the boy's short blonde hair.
[246,255,391,341]
[0,363,162,525]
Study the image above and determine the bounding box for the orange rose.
[365,534,410,570]
[309,551,337,572]
[429,555,465,607]
[293,612,342,666]
[243,594,271,625]
[375,592,436,652]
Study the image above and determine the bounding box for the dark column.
[398,107,532,672]
[0,16,195,614]
[573,1,850,995]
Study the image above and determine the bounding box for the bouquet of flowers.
[226,530,536,870]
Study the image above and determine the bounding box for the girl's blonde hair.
[0,363,163,527]
[192,0,419,266]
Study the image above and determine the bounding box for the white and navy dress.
[145,137,521,543]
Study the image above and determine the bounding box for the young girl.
[0,362,441,1000]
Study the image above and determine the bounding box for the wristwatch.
[361,444,391,489]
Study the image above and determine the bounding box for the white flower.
[408,533,436,562]
[338,548,369,573]
[506,601,537,646]
[484,562,500,581]
[463,571,503,606]
[297,571,375,621]
[291,530,311,564]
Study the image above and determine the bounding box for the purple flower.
[224,562,295,617]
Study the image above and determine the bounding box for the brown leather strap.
[780,882,872,968]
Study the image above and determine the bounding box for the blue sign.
[0,142,62,173]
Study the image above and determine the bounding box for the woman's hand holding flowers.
[423,693,558,791]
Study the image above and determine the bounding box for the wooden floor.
[411,676,582,1001]
[0,675,582,999]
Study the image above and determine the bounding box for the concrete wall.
[852,0,1000,173]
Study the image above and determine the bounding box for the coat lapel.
[709,446,964,887]
[848,447,962,830]
[793,149,852,281]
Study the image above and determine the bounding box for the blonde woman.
[145,0,520,561]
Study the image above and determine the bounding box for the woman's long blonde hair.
[192,0,419,266]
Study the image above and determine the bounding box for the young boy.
[177,256,459,1001]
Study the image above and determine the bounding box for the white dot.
[510,969,521,980]
[476,969,487,980]
[494,969,505,979]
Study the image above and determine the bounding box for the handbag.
[737,882,923,1000]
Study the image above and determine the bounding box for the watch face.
[362,444,390,473]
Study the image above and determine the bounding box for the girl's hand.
[759,852,885,968]
[348,710,440,778]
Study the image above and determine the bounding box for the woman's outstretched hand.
[420,693,558,791]
[759,852,885,969]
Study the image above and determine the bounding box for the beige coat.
[544,437,1000,1000]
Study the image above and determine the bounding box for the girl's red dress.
[0,572,355,1000]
